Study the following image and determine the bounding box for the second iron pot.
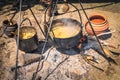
[18,26,39,53]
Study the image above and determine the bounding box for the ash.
[10,45,108,80]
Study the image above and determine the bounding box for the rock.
[35,5,44,11]
[65,71,82,80]
[23,53,44,65]
[60,3,69,13]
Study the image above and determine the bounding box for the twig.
[100,40,118,49]
[97,30,116,37]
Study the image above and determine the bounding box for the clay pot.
[85,14,109,35]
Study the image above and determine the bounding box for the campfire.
[0,0,119,80]
[7,16,117,80]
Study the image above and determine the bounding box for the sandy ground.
[0,1,120,80]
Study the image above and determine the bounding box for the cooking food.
[20,27,36,39]
[49,25,80,38]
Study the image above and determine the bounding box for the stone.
[23,53,44,65]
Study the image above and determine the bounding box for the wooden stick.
[97,30,116,37]
[100,40,117,49]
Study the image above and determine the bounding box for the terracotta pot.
[85,14,109,35]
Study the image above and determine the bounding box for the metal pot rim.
[20,26,37,40]
[50,18,82,39]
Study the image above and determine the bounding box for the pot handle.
[20,18,32,26]
[84,21,89,27]
[77,35,87,49]
[12,18,32,37]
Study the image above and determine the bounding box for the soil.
[0,1,120,80]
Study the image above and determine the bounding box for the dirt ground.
[0,1,120,80]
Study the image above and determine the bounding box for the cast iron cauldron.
[16,18,38,53]
[49,18,83,49]
[2,20,18,37]
[18,26,39,53]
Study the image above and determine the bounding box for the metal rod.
[78,0,108,58]
[68,2,82,25]
[20,18,32,26]
[15,0,22,80]
[44,4,57,44]
[47,0,53,17]
[29,8,46,37]
[32,0,59,80]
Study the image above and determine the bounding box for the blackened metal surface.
[50,18,83,49]
[2,20,18,37]
[19,32,39,53]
